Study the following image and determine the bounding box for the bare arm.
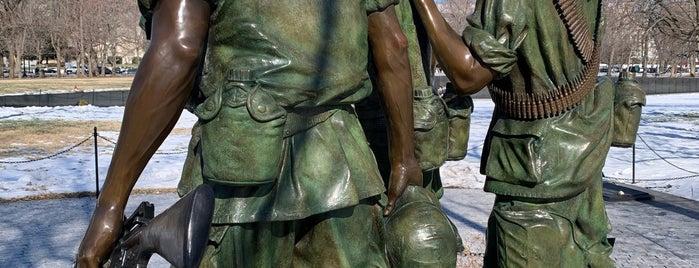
[367,6,423,216]
[412,0,495,95]
[76,0,210,266]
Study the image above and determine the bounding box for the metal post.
[94,127,100,197]
[632,143,636,184]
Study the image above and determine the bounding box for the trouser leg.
[575,178,614,268]
[483,194,586,268]
[200,198,388,268]
[200,221,295,268]
[293,199,388,268]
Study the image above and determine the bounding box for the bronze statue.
[357,1,464,266]
[76,0,422,267]
[413,0,616,266]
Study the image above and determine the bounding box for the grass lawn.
[0,76,133,95]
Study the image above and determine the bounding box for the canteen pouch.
[612,72,645,148]
[413,86,449,171]
[444,84,473,161]
[194,74,286,186]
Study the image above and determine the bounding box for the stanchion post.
[632,143,636,184]
[94,127,100,197]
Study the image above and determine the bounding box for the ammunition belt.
[489,46,600,120]
[488,0,602,119]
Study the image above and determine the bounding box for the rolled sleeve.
[366,0,399,13]
[462,26,517,78]
[463,0,527,79]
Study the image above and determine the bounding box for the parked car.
[96,66,112,75]
[42,67,58,74]
[122,67,138,75]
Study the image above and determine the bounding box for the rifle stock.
[105,184,214,268]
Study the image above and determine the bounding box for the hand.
[76,205,124,268]
[384,159,423,216]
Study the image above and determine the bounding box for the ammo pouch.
[413,86,449,171]
[194,71,286,186]
[444,83,473,161]
[612,72,646,148]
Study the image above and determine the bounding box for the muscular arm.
[76,0,210,266]
[412,0,495,95]
[367,6,423,216]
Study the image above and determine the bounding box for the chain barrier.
[0,136,93,164]
[602,133,698,183]
[154,150,188,155]
[0,131,187,166]
[0,130,693,179]
[603,173,699,183]
[98,135,117,145]
[96,134,187,155]
[636,134,699,175]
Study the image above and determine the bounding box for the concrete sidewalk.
[1,183,698,267]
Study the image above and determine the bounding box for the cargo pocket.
[445,94,473,161]
[413,86,449,171]
[485,129,544,186]
[611,71,645,148]
[493,207,574,267]
[194,83,286,186]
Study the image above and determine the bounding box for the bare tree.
[654,0,699,76]
[72,0,91,78]
[1,0,694,80]
[115,0,147,66]
[44,1,73,78]
[24,0,54,78]
[0,0,28,79]
[600,0,641,76]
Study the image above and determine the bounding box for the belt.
[283,105,354,137]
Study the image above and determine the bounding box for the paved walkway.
[1,182,698,267]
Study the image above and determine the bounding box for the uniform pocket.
[485,132,544,186]
[611,73,645,148]
[413,86,449,171]
[493,206,575,267]
[196,84,286,186]
[445,95,473,161]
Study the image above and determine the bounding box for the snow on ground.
[1,93,698,201]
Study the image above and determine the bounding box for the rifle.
[104,184,215,268]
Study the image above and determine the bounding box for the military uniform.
[462,0,615,266]
[138,0,400,267]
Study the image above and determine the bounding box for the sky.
[0,93,697,202]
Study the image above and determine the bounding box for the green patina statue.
[413,0,618,267]
[76,0,424,267]
[357,1,467,266]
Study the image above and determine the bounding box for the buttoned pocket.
[195,83,286,186]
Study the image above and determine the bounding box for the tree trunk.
[642,35,649,78]
[55,47,64,78]
[607,47,616,77]
[8,49,17,79]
